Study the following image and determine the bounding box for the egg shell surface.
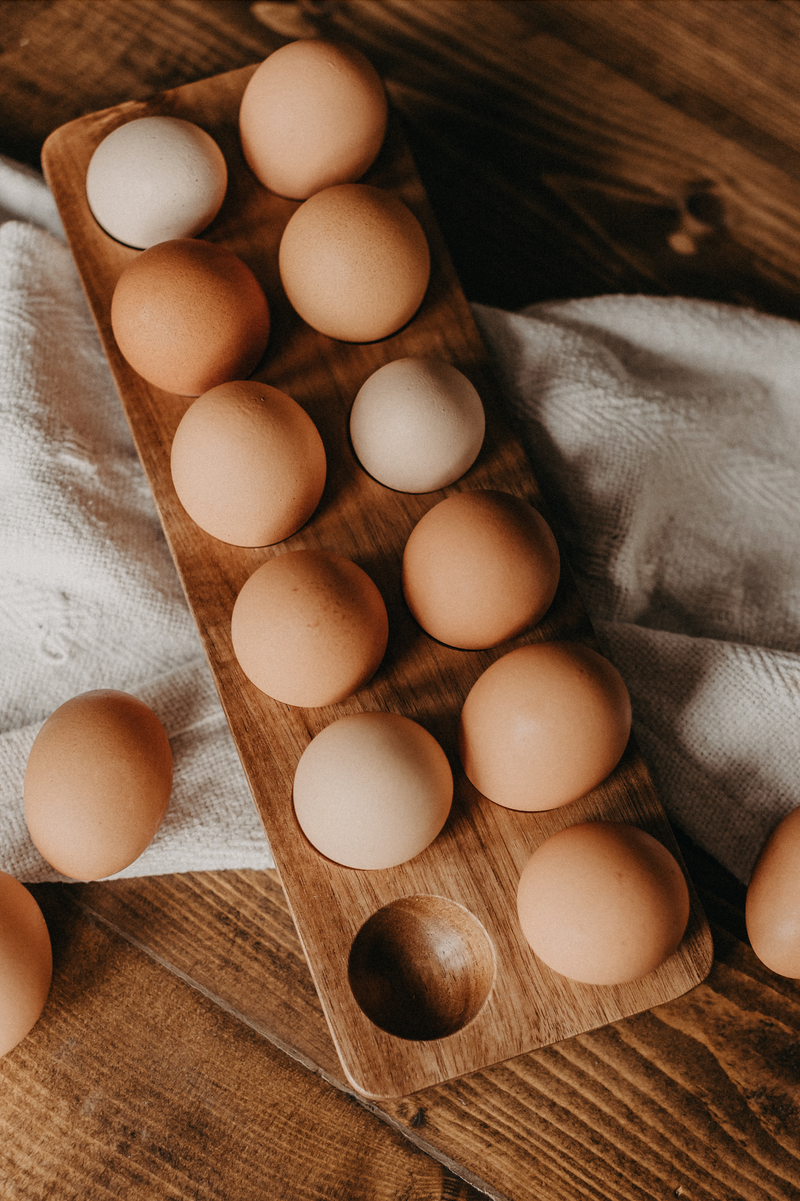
[230,550,389,708]
[0,871,52,1057]
[239,38,388,200]
[349,356,486,493]
[278,183,430,342]
[110,238,270,396]
[293,711,453,870]
[516,821,690,985]
[402,490,560,648]
[85,115,228,249]
[24,690,173,882]
[746,806,800,977]
[458,641,632,811]
[170,380,326,546]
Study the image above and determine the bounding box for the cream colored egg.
[278,183,430,342]
[458,641,632,811]
[230,550,389,707]
[24,690,173,881]
[170,380,326,546]
[86,116,228,249]
[0,871,52,1057]
[239,38,388,200]
[349,357,485,492]
[293,711,453,869]
[516,822,690,985]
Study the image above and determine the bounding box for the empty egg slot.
[347,894,496,1041]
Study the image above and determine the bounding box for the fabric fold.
[3,160,799,886]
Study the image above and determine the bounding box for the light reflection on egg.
[516,821,690,985]
[293,711,453,870]
[402,490,560,649]
[230,550,389,708]
[23,690,173,882]
[278,183,430,342]
[459,641,632,812]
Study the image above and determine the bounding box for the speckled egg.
[239,38,387,200]
[170,380,326,546]
[110,238,270,396]
[278,183,430,342]
[230,550,389,707]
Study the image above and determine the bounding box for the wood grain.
[2,0,800,1195]
[6,883,484,1201]
[58,831,800,1201]
[42,58,711,1097]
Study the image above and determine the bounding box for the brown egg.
[746,807,800,977]
[230,550,389,707]
[170,380,326,546]
[239,38,388,200]
[402,490,560,649]
[293,711,453,870]
[278,183,430,342]
[110,238,270,396]
[0,871,52,1057]
[458,641,632,811]
[24,690,173,881]
[516,821,690,985]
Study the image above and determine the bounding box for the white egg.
[349,357,485,493]
[86,115,228,249]
[293,711,453,870]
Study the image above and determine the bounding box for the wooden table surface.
[1,2,799,1198]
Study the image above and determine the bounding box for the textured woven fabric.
[2,159,798,885]
[475,298,800,883]
[0,215,273,881]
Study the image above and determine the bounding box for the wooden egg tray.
[42,63,714,1099]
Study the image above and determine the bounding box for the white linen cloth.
[2,156,798,885]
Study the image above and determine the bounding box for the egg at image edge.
[0,872,52,1057]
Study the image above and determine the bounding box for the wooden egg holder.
[42,64,714,1099]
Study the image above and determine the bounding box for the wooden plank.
[3,0,800,1194]
[41,58,712,1098]
[1,884,484,1201]
[58,832,800,1201]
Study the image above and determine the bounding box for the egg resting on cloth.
[0,209,272,882]
[474,295,800,885]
